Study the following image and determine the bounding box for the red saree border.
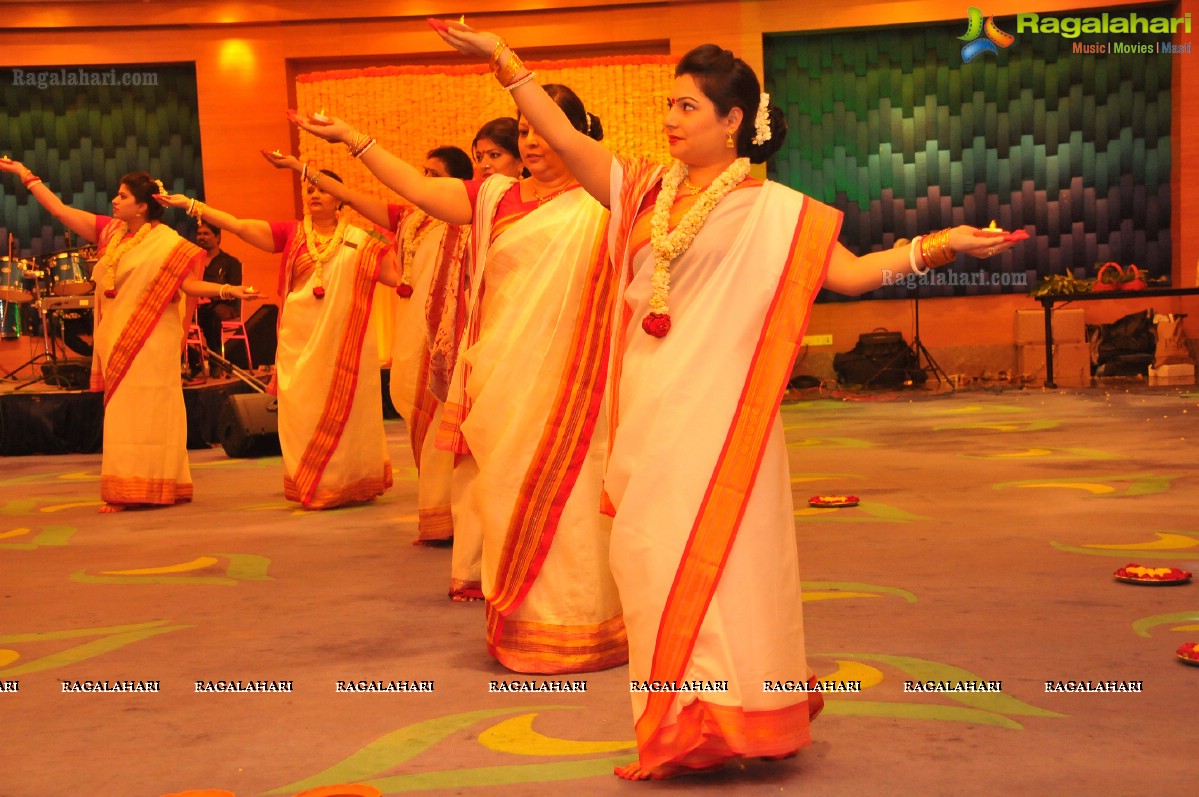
[425,223,470,402]
[407,348,438,467]
[602,157,666,517]
[634,195,843,761]
[486,227,614,618]
[97,233,201,405]
[291,234,391,508]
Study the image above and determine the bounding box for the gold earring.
[726,132,735,149]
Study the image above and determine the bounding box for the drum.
[0,255,35,302]
[47,251,95,296]
[0,297,21,340]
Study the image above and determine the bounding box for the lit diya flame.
[312,107,328,123]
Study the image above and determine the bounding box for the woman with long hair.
[432,23,1023,780]
[288,87,627,672]
[158,169,399,510]
[0,159,258,512]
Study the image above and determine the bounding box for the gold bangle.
[495,51,526,87]
[505,71,537,92]
[489,40,507,70]
[920,228,956,269]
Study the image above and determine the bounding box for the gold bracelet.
[489,40,507,70]
[920,228,956,269]
[495,50,526,87]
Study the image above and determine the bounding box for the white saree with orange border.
[90,220,202,505]
[275,223,394,510]
[604,156,843,772]
[437,176,627,672]
[388,209,464,544]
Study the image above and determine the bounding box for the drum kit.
[0,233,97,388]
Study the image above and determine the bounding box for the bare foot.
[99,503,127,513]
[614,761,724,781]
[614,762,652,781]
[450,594,484,603]
[807,675,825,720]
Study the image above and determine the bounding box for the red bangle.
[22,173,41,188]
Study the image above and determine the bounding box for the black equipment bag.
[833,329,927,388]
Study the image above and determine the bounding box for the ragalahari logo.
[959,7,1016,62]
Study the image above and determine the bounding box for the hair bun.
[748,105,787,165]
[585,111,604,142]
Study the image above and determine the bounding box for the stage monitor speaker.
[41,360,91,389]
[219,392,281,458]
[243,303,278,367]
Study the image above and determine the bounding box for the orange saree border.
[634,196,843,768]
[101,475,193,505]
[486,227,615,619]
[96,233,201,405]
[486,604,628,674]
[639,699,813,771]
[416,505,453,542]
[601,157,667,518]
[290,235,391,508]
[284,461,392,510]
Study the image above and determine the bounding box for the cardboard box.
[1148,363,1195,386]
[1016,342,1091,387]
[1015,309,1087,344]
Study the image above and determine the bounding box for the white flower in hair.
[751,92,772,146]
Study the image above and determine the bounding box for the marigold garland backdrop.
[294,55,676,231]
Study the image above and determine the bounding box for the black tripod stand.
[0,261,66,387]
[909,283,948,387]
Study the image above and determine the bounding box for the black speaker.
[219,392,281,458]
[41,360,91,389]
[243,303,278,367]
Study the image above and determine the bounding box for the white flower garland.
[303,214,348,297]
[97,221,153,297]
[646,157,751,333]
[399,209,442,297]
[752,92,772,146]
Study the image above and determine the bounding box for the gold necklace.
[529,179,574,206]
